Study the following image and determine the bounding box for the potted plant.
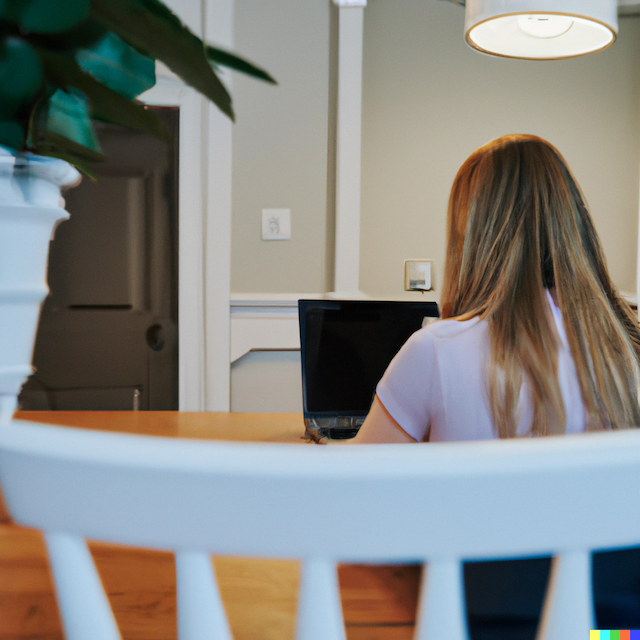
[0,0,275,424]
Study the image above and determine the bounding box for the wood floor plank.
[0,525,62,640]
[91,543,177,640]
[345,626,415,640]
[339,564,421,625]
[0,523,420,640]
[215,557,299,640]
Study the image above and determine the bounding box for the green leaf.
[0,37,43,117]
[90,0,234,120]
[205,45,276,84]
[0,119,25,148]
[75,32,155,99]
[32,129,103,178]
[37,47,169,141]
[127,0,181,28]
[35,129,105,161]
[25,17,108,51]
[0,0,23,22]
[18,0,90,34]
[46,88,102,151]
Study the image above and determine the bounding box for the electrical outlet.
[404,260,433,291]
[262,209,291,241]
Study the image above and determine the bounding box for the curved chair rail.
[1,420,639,640]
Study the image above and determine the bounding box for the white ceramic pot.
[0,148,80,425]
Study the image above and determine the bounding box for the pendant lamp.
[465,0,618,59]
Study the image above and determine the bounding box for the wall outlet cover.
[262,209,291,241]
[404,259,433,291]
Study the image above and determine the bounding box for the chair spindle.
[295,557,346,640]
[414,558,469,640]
[537,550,594,640]
[175,551,233,640]
[45,532,122,640]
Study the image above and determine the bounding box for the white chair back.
[1,420,640,640]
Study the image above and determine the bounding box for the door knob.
[146,324,165,351]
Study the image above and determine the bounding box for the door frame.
[142,77,230,411]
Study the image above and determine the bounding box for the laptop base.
[304,416,364,442]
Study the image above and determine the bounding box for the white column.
[204,0,233,410]
[332,0,366,297]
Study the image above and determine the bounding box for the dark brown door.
[19,109,179,411]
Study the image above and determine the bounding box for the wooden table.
[0,412,420,640]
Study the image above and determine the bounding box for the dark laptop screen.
[299,300,439,417]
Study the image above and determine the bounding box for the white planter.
[0,148,80,425]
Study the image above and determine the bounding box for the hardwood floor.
[0,524,62,640]
[0,522,421,640]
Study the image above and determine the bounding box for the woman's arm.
[324,328,436,445]
[329,395,417,444]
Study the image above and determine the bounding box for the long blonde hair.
[441,134,640,437]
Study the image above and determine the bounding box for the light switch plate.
[404,260,433,291]
[262,209,291,240]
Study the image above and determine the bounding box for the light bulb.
[517,15,574,39]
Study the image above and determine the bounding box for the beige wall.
[228,2,640,413]
[229,2,640,299]
[360,2,640,300]
[231,0,331,293]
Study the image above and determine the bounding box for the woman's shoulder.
[397,315,487,361]
[423,315,486,341]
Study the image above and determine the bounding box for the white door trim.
[204,0,234,411]
[141,77,206,411]
[140,0,235,411]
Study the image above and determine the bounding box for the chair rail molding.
[229,292,384,363]
[230,294,317,363]
[332,0,366,296]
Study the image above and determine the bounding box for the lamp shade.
[465,0,618,59]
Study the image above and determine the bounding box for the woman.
[340,134,640,632]
[350,134,640,445]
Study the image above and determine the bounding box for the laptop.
[298,299,439,441]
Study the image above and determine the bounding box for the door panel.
[19,109,179,411]
[54,175,147,309]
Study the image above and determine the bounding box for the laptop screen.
[299,300,439,419]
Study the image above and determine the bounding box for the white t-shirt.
[376,291,587,442]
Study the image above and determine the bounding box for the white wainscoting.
[230,294,322,363]
[230,294,317,414]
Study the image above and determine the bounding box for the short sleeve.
[375,327,441,442]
